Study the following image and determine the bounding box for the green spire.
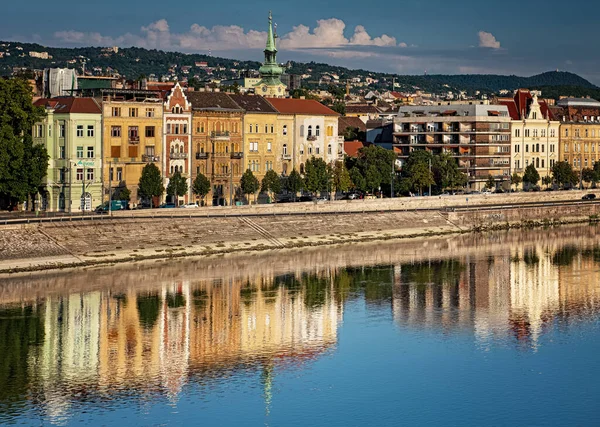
[265,11,276,54]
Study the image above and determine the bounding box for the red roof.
[344,140,368,157]
[266,98,339,116]
[498,89,555,120]
[34,97,101,114]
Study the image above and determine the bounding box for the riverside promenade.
[0,190,598,274]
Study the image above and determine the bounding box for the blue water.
[2,235,600,426]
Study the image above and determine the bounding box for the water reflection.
[2,225,600,424]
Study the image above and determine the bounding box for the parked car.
[582,194,597,200]
[313,196,328,202]
[95,200,127,213]
[180,202,199,208]
[159,203,177,208]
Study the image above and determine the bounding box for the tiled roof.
[228,94,278,113]
[34,97,101,114]
[497,89,555,120]
[345,104,380,114]
[266,98,339,116]
[187,92,242,111]
[338,116,366,135]
[343,141,368,157]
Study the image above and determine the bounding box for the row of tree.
[509,161,600,190]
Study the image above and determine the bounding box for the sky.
[4,0,600,84]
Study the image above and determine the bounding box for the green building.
[255,11,287,97]
[33,97,103,212]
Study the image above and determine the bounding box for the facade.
[392,103,512,190]
[188,91,244,206]
[267,98,342,175]
[102,89,164,203]
[33,97,103,212]
[229,94,280,180]
[163,83,193,204]
[498,90,559,181]
[552,98,600,172]
[255,12,287,97]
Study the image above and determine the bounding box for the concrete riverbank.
[1,191,599,274]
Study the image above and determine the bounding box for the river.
[1,225,600,426]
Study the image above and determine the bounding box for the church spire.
[265,11,277,54]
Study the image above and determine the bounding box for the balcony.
[142,154,160,162]
[211,131,230,140]
[196,152,209,159]
[306,135,317,141]
[213,172,231,179]
[170,152,188,159]
[230,152,243,159]
[128,135,140,144]
[282,153,292,160]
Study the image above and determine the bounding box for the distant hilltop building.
[29,51,52,59]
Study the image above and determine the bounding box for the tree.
[582,167,595,188]
[304,157,330,195]
[552,161,579,189]
[192,172,211,205]
[285,168,303,200]
[330,161,352,195]
[331,102,346,115]
[261,169,282,202]
[404,150,434,195]
[167,171,188,204]
[349,167,366,192]
[0,78,48,210]
[240,169,260,202]
[485,175,496,190]
[432,152,467,192]
[354,145,396,194]
[523,164,540,189]
[138,163,164,200]
[114,187,130,202]
[511,173,523,190]
[542,175,553,189]
[593,161,600,187]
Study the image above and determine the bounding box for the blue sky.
[4,0,600,84]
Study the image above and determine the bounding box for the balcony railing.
[211,131,230,140]
[306,135,317,141]
[230,152,243,159]
[213,172,231,178]
[196,152,209,159]
[170,152,188,159]
[142,154,160,162]
[128,135,140,144]
[282,153,292,160]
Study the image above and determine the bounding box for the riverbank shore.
[1,192,599,275]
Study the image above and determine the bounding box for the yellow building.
[102,90,164,203]
[230,94,280,180]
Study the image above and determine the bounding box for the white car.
[180,202,199,208]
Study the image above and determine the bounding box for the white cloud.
[53,18,400,51]
[478,31,501,49]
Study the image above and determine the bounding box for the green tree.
[192,172,211,205]
[167,171,188,204]
[240,169,260,202]
[0,78,48,209]
[432,152,467,192]
[285,168,303,200]
[404,150,434,195]
[138,163,164,200]
[511,173,523,190]
[582,167,595,188]
[261,169,282,202]
[331,101,346,115]
[552,161,579,189]
[304,157,330,195]
[542,175,553,189]
[523,164,540,189]
[114,186,131,202]
[330,160,352,195]
[485,175,496,190]
[349,167,366,192]
[354,145,396,193]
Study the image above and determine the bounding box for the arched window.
[316,125,320,136]
[255,124,258,133]
[265,124,268,133]
[283,144,288,155]
[536,157,540,168]
[300,163,305,174]
[328,144,332,155]
[299,145,304,155]
[308,125,312,137]
[315,147,320,155]
[308,145,313,155]
[283,125,288,135]
[170,165,174,174]
[271,125,274,133]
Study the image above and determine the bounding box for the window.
[59,145,65,159]
[565,129,569,137]
[533,129,538,138]
[59,168,66,183]
[308,146,313,155]
[111,126,121,137]
[145,126,155,137]
[515,129,520,138]
[550,129,556,138]
[542,160,545,168]
[87,146,94,158]
[315,147,320,155]
[551,159,555,168]
[86,168,94,181]
[76,146,84,158]
[283,125,288,135]
[59,124,65,138]
[300,125,304,137]
[35,124,43,138]
[111,146,120,157]
[145,108,155,118]
[586,129,589,138]
[76,168,84,181]
[249,124,253,133]
[128,126,139,141]
[536,143,540,152]
[541,129,546,138]
[116,167,123,181]
[129,108,138,117]
[308,125,312,137]
[525,145,529,153]
[532,112,537,119]
[575,129,580,137]
[541,145,544,153]
[300,145,304,155]
[283,144,288,155]
[267,141,272,152]
[564,143,569,153]
[271,125,274,133]
[76,125,84,137]
[201,123,205,133]
[112,107,121,117]
[525,129,530,138]
[255,124,258,133]
[265,124,268,133]
[48,125,52,137]
[328,144,332,155]
[109,167,114,181]
[87,125,94,137]
[316,125,320,137]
